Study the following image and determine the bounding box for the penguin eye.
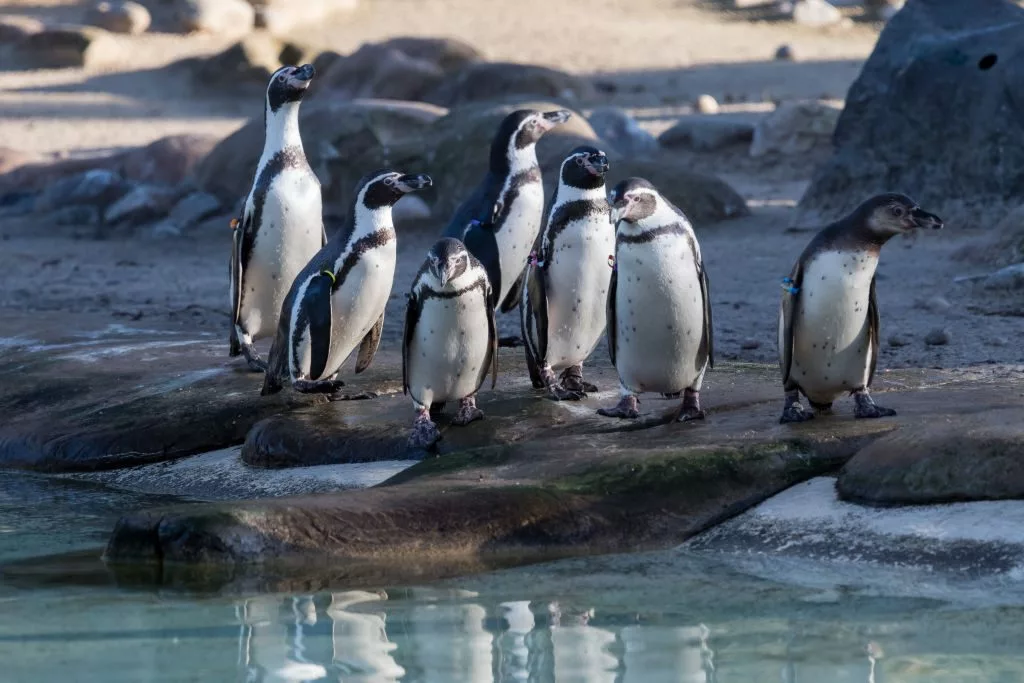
[277,73,287,83]
[575,156,586,167]
[891,205,905,218]
[383,176,395,186]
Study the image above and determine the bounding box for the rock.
[695,94,720,114]
[13,24,123,69]
[790,0,843,25]
[924,328,951,346]
[174,0,255,34]
[166,191,221,229]
[887,333,909,348]
[34,169,131,212]
[392,194,432,223]
[253,0,358,34]
[86,1,151,35]
[740,338,761,350]
[184,32,285,88]
[749,100,840,158]
[103,184,180,224]
[379,36,483,72]
[864,0,905,21]
[46,205,101,226]
[425,63,596,108]
[117,134,220,186]
[914,294,952,313]
[317,43,446,103]
[658,117,755,152]
[0,147,38,175]
[983,263,1024,290]
[611,157,750,223]
[837,413,1024,504]
[797,1,1024,224]
[585,107,658,157]
[0,15,45,44]
[774,43,795,61]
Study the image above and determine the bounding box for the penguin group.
[230,64,945,451]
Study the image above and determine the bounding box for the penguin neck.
[555,183,606,204]
[261,102,304,162]
[501,142,539,177]
[349,206,395,242]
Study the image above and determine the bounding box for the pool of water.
[4,473,1024,682]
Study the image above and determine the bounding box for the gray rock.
[316,43,445,103]
[142,220,182,239]
[914,294,952,312]
[798,1,1024,224]
[86,1,151,35]
[254,0,358,34]
[924,327,951,346]
[13,24,123,69]
[34,169,131,212]
[0,15,45,44]
[103,184,180,224]
[750,100,840,157]
[695,94,720,114]
[790,0,844,25]
[887,333,909,347]
[47,205,101,226]
[585,107,658,157]
[174,0,255,34]
[425,62,596,108]
[184,32,284,88]
[659,117,755,152]
[983,263,1024,290]
[379,36,483,72]
[167,191,221,229]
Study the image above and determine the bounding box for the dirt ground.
[0,0,1020,373]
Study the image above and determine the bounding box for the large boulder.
[12,24,123,69]
[180,31,288,89]
[252,0,358,33]
[797,0,1024,226]
[425,63,596,108]
[173,0,255,34]
[85,1,152,35]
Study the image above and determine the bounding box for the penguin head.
[860,193,944,237]
[608,177,660,226]
[426,238,470,288]
[491,109,572,170]
[560,146,610,190]
[265,64,316,114]
[357,170,433,210]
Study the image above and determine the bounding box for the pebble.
[924,328,951,346]
[740,338,761,350]
[791,0,843,26]
[775,44,795,61]
[887,334,909,348]
[695,94,720,115]
[914,295,952,312]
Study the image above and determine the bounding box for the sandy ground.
[0,0,1020,372]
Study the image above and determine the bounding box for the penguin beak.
[395,174,432,193]
[910,206,943,230]
[584,152,609,176]
[296,63,315,82]
[539,110,572,132]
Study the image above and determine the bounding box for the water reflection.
[231,592,736,682]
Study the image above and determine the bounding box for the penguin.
[777,193,943,423]
[597,178,714,421]
[402,238,498,450]
[229,63,325,372]
[520,146,612,400]
[261,169,432,397]
[443,108,571,315]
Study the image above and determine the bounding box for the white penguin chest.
[408,286,492,406]
[614,237,707,394]
[542,216,616,369]
[494,180,545,301]
[788,249,878,401]
[239,167,322,337]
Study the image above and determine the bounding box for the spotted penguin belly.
[615,240,707,394]
[543,218,614,371]
[789,250,877,404]
[408,291,492,407]
[240,170,322,339]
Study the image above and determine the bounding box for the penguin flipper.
[866,275,880,387]
[402,291,421,396]
[230,211,249,329]
[303,272,335,381]
[499,266,527,313]
[699,262,714,370]
[463,222,502,308]
[606,266,618,366]
[485,281,499,390]
[355,312,384,374]
[443,172,503,238]
[779,262,804,388]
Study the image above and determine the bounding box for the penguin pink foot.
[408,407,441,450]
[542,367,584,402]
[676,388,706,422]
[779,390,815,424]
[853,390,896,419]
[560,365,598,394]
[598,394,640,419]
[452,396,485,426]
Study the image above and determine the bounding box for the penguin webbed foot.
[293,378,345,395]
[779,402,814,424]
[328,390,378,402]
[559,366,597,394]
[853,391,897,419]
[452,396,485,426]
[597,395,640,419]
[240,344,268,373]
[547,383,586,401]
[408,411,442,451]
[676,389,706,422]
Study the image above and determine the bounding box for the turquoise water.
[4,473,1024,682]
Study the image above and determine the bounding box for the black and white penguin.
[520,146,612,400]
[402,238,498,450]
[597,178,714,421]
[778,193,943,423]
[261,169,433,397]
[443,108,571,314]
[229,63,325,372]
